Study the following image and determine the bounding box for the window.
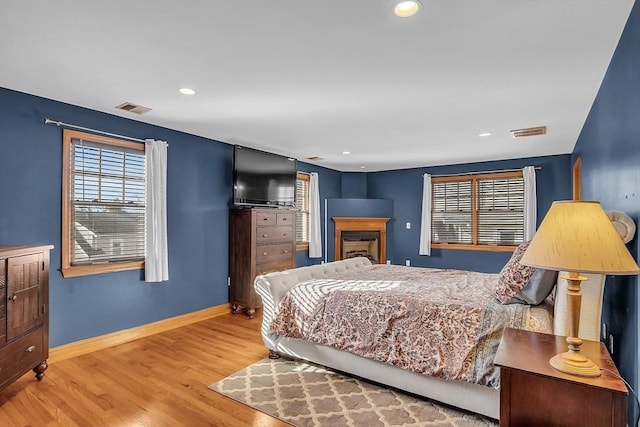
[431,171,524,251]
[295,172,310,250]
[62,129,146,277]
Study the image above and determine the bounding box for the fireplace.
[342,231,380,262]
[333,217,390,264]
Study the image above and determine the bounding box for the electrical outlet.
[406,222,411,229]
[608,334,614,355]
[405,260,410,267]
[386,260,391,265]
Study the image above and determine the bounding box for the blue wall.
[341,172,367,198]
[572,1,639,421]
[0,88,233,347]
[367,155,572,272]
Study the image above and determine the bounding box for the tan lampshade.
[521,200,640,274]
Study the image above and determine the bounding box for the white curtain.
[419,173,432,255]
[145,139,169,282]
[309,172,322,258]
[523,166,537,241]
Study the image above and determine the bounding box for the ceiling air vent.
[510,126,546,138]
[115,102,152,115]
[306,156,324,161]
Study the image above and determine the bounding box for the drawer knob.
[262,234,268,238]
[263,217,268,221]
[262,252,268,256]
[283,250,289,254]
[27,345,36,353]
[8,295,17,302]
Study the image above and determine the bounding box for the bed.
[254,252,606,419]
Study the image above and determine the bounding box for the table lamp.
[520,200,640,377]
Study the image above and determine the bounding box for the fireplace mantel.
[332,217,390,264]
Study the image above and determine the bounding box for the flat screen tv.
[233,145,297,207]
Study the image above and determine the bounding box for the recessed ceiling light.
[479,132,492,137]
[393,0,421,18]
[342,151,351,155]
[179,87,196,95]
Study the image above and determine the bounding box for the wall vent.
[115,102,152,115]
[510,126,546,138]
[306,156,324,161]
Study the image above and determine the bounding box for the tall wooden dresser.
[230,208,295,318]
[0,245,53,390]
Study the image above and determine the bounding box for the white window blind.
[432,180,473,244]
[431,171,525,248]
[477,176,524,245]
[295,174,310,244]
[70,138,146,265]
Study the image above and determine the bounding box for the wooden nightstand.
[494,328,627,427]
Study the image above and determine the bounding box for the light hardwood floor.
[0,312,289,427]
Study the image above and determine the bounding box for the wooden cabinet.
[230,209,295,318]
[0,245,53,390]
[494,328,627,427]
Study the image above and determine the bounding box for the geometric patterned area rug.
[209,357,498,427]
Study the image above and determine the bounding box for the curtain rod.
[428,166,541,178]
[44,117,154,144]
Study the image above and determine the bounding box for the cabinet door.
[0,259,6,344]
[7,253,43,340]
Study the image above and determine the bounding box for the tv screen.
[233,145,297,207]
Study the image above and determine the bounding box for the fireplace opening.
[341,231,380,263]
[333,217,389,264]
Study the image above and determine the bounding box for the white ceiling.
[0,0,634,172]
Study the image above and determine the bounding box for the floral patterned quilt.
[269,264,553,388]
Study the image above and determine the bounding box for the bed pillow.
[507,268,558,305]
[495,241,557,305]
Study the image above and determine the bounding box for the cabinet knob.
[262,234,268,238]
[27,345,36,353]
[8,295,17,302]
[283,250,289,254]
[262,252,268,256]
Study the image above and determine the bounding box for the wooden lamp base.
[550,350,601,377]
[550,272,601,378]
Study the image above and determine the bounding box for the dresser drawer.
[257,226,294,244]
[0,328,46,388]
[256,259,295,276]
[256,211,277,226]
[256,243,294,263]
[276,212,294,226]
